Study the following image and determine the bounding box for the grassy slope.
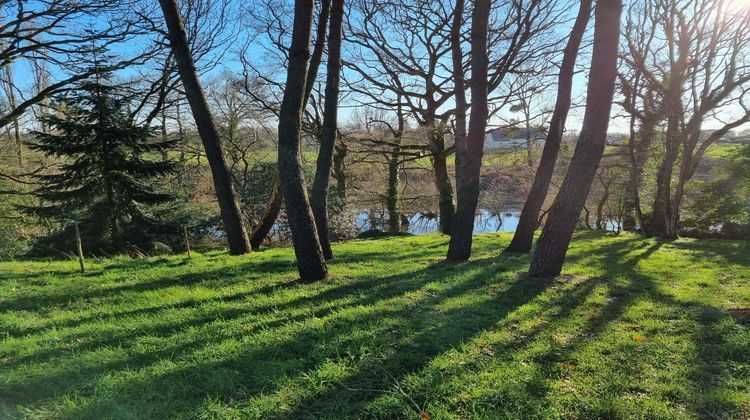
[0,233,748,419]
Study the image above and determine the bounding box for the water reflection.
[355,208,521,235]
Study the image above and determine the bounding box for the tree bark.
[446,0,490,261]
[386,103,405,233]
[1,64,23,165]
[250,174,282,250]
[248,1,332,250]
[303,0,332,104]
[650,117,679,238]
[429,128,455,235]
[505,0,592,253]
[333,140,347,200]
[386,143,401,232]
[624,116,656,234]
[310,0,344,260]
[277,0,327,281]
[159,0,251,255]
[529,0,621,277]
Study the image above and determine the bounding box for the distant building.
[484,126,546,150]
[606,133,628,145]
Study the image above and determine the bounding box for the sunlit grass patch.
[0,232,748,418]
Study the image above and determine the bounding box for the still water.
[355,208,521,235]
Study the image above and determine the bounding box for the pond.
[355,208,521,235]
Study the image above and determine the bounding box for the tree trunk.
[2,65,23,165]
[624,117,656,234]
[529,0,621,277]
[248,2,332,250]
[650,117,679,238]
[386,143,401,232]
[595,179,610,231]
[159,0,251,255]
[333,139,347,200]
[303,0,332,104]
[505,0,591,253]
[447,0,490,261]
[310,0,344,260]
[277,0,327,281]
[160,108,169,161]
[250,174,282,250]
[386,99,406,233]
[429,129,455,235]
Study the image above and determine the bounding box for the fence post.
[183,225,191,258]
[74,222,85,272]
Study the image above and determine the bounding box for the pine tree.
[24,77,179,255]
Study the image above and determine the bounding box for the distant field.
[1,232,748,418]
[705,144,745,159]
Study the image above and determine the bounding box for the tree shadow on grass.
[1,234,746,418]
[545,238,748,418]
[666,237,750,267]
[0,255,496,400]
[1,252,548,418]
[0,257,297,314]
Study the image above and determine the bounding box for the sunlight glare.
[727,0,750,13]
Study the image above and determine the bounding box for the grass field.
[1,233,748,419]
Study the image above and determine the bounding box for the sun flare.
[727,0,750,13]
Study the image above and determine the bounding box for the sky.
[4,0,749,136]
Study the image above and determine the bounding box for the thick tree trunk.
[650,117,679,238]
[277,0,327,281]
[529,0,621,277]
[248,2,331,250]
[159,0,251,255]
[446,0,490,261]
[505,0,591,253]
[310,0,344,260]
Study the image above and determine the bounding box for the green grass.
[1,233,748,419]
[705,144,745,159]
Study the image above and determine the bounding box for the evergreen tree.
[24,77,179,255]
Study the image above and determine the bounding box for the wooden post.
[183,225,191,258]
[74,222,85,272]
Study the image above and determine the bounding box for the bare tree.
[621,0,750,239]
[504,0,591,253]
[277,0,327,281]
[617,1,664,234]
[0,0,159,129]
[310,0,344,260]
[345,0,457,234]
[529,0,622,277]
[345,0,562,236]
[159,0,252,254]
[0,63,22,164]
[239,0,332,250]
[446,0,491,261]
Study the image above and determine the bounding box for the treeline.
[1,0,749,279]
